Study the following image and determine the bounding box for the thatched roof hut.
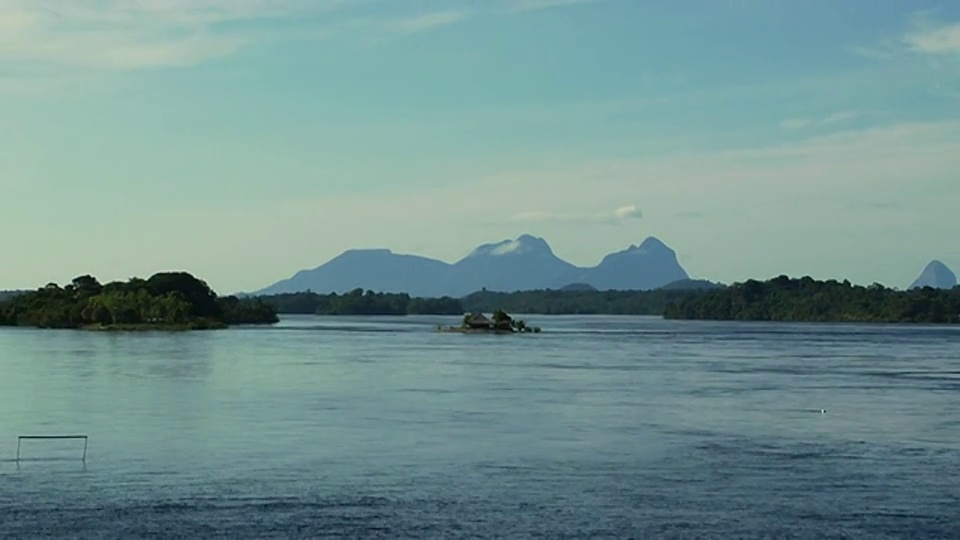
[463,312,493,329]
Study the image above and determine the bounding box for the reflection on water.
[1,316,958,538]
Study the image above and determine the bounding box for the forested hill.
[0,272,278,330]
[664,276,960,323]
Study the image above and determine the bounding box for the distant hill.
[254,249,452,298]
[251,234,694,297]
[909,260,957,290]
[559,282,598,292]
[569,237,689,291]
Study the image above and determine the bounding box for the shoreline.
[435,326,523,335]
[79,320,228,332]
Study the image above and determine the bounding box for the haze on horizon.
[2,0,958,294]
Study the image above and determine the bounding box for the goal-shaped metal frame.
[16,435,88,462]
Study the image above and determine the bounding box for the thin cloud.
[508,0,600,13]
[613,204,642,221]
[780,110,858,130]
[0,0,329,69]
[849,43,899,61]
[350,9,470,38]
[0,0,606,71]
[853,13,960,60]
[511,204,641,225]
[0,1,465,70]
[384,10,469,34]
[904,22,960,54]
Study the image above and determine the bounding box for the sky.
[1,0,959,294]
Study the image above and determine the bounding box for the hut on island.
[462,312,494,330]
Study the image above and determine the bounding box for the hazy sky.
[2,0,958,294]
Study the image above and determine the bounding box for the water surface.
[1,315,958,538]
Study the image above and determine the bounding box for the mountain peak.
[341,248,392,256]
[910,260,957,289]
[580,236,689,291]
[631,236,671,253]
[468,234,553,258]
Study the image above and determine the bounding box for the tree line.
[257,287,707,316]
[663,275,960,323]
[0,272,278,329]
[257,277,960,324]
[257,289,464,315]
[461,288,705,315]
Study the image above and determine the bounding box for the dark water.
[1,315,958,538]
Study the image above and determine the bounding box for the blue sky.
[1,0,958,293]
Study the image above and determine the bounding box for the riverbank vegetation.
[0,290,23,302]
[663,276,960,323]
[0,273,278,330]
[461,288,706,315]
[257,289,464,315]
[255,276,960,324]
[257,288,707,316]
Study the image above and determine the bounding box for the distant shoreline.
[254,277,960,325]
[79,321,228,332]
[274,313,958,325]
[6,274,959,328]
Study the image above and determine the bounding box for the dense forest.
[257,289,464,315]
[256,277,960,323]
[257,287,708,316]
[461,288,706,315]
[0,290,22,302]
[0,272,278,330]
[664,275,960,323]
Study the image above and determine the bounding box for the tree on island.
[454,309,540,333]
[492,309,513,330]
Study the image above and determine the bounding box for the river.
[1,315,958,538]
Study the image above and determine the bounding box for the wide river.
[0,315,958,538]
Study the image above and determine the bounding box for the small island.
[438,309,541,334]
[0,272,278,330]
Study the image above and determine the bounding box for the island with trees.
[663,275,960,323]
[437,309,542,334]
[0,272,279,330]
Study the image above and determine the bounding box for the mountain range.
[252,235,691,297]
